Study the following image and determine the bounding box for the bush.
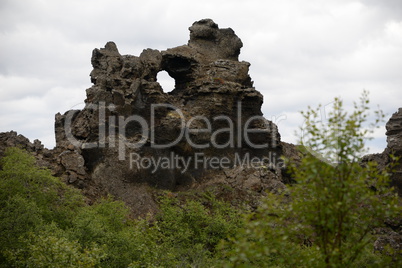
[67,197,142,268]
[0,148,244,267]
[0,147,85,266]
[6,223,105,268]
[128,191,244,267]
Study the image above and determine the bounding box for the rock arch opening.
[157,70,175,93]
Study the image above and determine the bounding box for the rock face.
[362,108,402,195]
[386,108,402,194]
[51,19,283,216]
[0,131,104,201]
[0,131,49,168]
[362,109,402,260]
[373,108,402,261]
[386,108,402,155]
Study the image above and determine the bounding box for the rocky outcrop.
[0,131,104,202]
[386,108,402,155]
[50,19,284,216]
[386,108,402,195]
[362,108,402,255]
[0,131,50,169]
[362,108,402,195]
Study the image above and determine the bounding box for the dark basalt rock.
[386,108,402,194]
[386,108,402,155]
[54,19,281,193]
[49,19,284,216]
[362,108,402,195]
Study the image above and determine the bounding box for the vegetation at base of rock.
[220,92,402,267]
[0,147,244,267]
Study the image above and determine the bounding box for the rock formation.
[360,108,402,254]
[362,108,402,195]
[385,108,402,195]
[0,131,49,168]
[50,19,283,216]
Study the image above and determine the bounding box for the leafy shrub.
[127,191,244,267]
[6,223,105,268]
[67,197,143,268]
[0,148,244,267]
[0,147,85,266]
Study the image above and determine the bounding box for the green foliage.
[67,198,142,268]
[0,147,244,267]
[222,92,402,267]
[0,195,43,258]
[0,147,85,227]
[0,147,86,265]
[219,191,323,267]
[145,192,244,266]
[0,148,145,267]
[157,192,242,249]
[67,191,243,267]
[6,223,105,268]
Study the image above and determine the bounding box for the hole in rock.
[157,71,175,93]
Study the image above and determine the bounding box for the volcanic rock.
[362,108,402,195]
[52,18,283,215]
[386,108,402,194]
[386,108,402,155]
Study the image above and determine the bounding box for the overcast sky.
[1,0,401,154]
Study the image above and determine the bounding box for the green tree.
[222,92,401,267]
